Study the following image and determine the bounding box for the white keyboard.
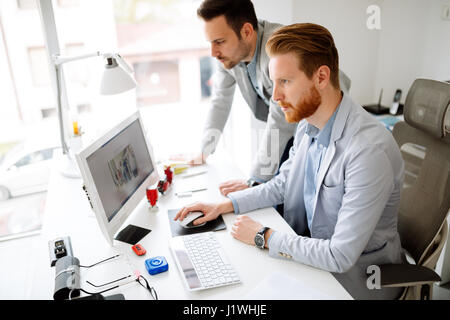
[170,232,241,291]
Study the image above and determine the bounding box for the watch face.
[254,234,264,248]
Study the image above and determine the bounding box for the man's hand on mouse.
[174,200,234,226]
[219,179,249,196]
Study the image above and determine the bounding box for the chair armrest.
[379,263,441,288]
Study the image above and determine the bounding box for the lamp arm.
[53,51,134,74]
[53,51,102,66]
[55,64,69,155]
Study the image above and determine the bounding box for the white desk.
[28,152,352,300]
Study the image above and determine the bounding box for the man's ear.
[316,65,331,90]
[240,22,254,40]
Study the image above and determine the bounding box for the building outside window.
[0,0,214,241]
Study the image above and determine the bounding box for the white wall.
[376,0,450,106]
[227,0,450,177]
[253,0,294,25]
[290,0,381,105]
[254,0,450,106]
[421,0,450,82]
[255,0,382,104]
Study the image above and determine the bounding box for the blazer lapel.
[255,25,266,97]
[314,142,336,197]
[311,93,352,219]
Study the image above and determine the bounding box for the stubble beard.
[218,39,252,70]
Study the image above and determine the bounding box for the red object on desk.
[164,166,173,184]
[132,244,146,256]
[146,187,158,207]
[157,180,170,194]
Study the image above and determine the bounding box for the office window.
[64,43,89,87]
[47,0,210,158]
[1,0,213,240]
[17,0,37,10]
[135,60,180,106]
[28,46,51,87]
[41,107,57,118]
[57,0,79,8]
[0,2,55,240]
[200,56,213,99]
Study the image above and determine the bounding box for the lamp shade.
[100,57,137,95]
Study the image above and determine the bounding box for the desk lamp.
[52,52,137,178]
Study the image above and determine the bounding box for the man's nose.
[210,44,219,58]
[272,85,283,102]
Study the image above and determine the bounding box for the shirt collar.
[305,104,340,148]
[244,27,262,69]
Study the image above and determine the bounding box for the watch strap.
[246,178,261,187]
[258,226,269,236]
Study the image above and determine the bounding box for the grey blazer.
[228,93,406,299]
[201,20,352,182]
[201,20,292,181]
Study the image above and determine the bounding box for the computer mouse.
[179,211,206,228]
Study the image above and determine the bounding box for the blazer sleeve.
[267,144,396,273]
[249,98,298,182]
[227,138,296,214]
[201,64,236,157]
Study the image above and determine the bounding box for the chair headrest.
[404,79,450,139]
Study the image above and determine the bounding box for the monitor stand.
[114,224,151,245]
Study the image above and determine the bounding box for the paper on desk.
[244,271,334,300]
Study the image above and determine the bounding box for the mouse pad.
[167,209,226,237]
[114,224,151,245]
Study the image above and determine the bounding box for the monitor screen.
[86,119,154,222]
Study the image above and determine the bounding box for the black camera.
[48,236,82,300]
[48,236,74,267]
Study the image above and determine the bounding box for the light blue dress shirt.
[229,106,340,243]
[303,106,339,230]
[227,92,405,290]
[243,32,270,106]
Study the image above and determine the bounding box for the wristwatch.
[246,178,261,187]
[254,226,270,249]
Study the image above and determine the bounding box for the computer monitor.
[75,112,159,245]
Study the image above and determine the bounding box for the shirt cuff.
[227,194,240,214]
[267,230,276,249]
[250,176,266,184]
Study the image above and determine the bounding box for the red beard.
[279,86,322,123]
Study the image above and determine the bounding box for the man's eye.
[280,79,289,85]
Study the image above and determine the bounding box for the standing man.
[179,0,351,195]
[175,23,405,299]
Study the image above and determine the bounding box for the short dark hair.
[266,23,340,89]
[197,0,258,38]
